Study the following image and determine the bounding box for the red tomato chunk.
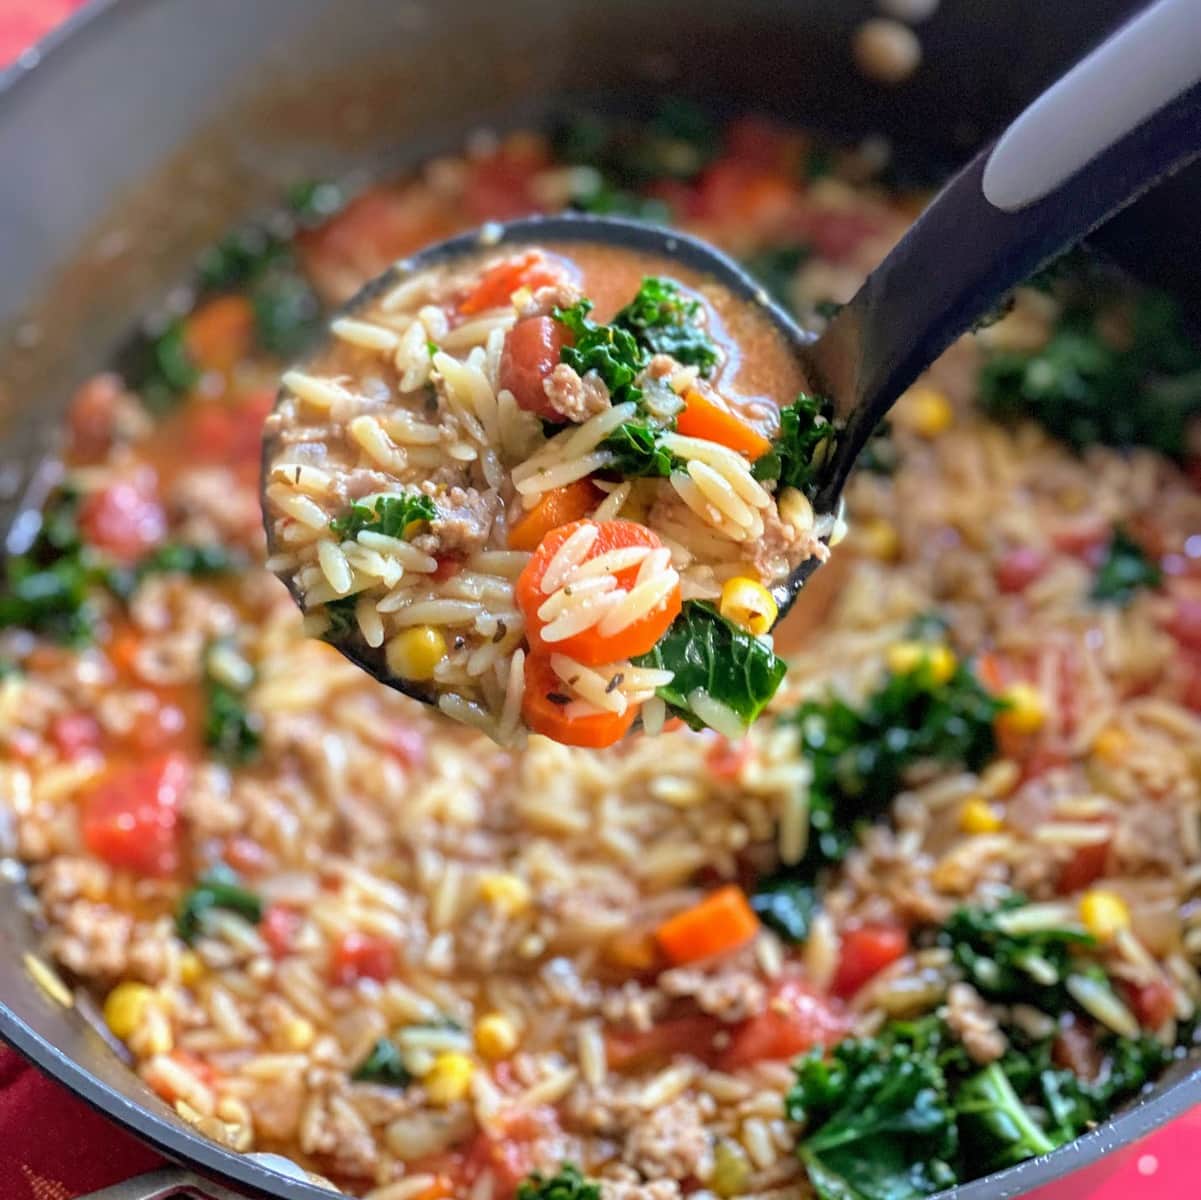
[80,753,190,877]
[720,977,849,1070]
[831,924,909,999]
[78,475,166,563]
[261,904,303,958]
[499,316,574,419]
[331,931,396,985]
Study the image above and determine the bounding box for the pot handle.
[76,1167,248,1199]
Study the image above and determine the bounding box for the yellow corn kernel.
[103,982,157,1042]
[959,796,1004,835]
[886,640,955,684]
[385,626,447,682]
[1092,726,1131,765]
[281,1014,316,1051]
[475,1012,520,1060]
[178,951,204,987]
[926,644,957,685]
[887,640,925,675]
[903,386,954,438]
[710,1138,752,1198]
[1079,889,1131,940]
[998,682,1046,736]
[424,1052,475,1106]
[858,517,900,561]
[478,872,532,916]
[719,576,778,636]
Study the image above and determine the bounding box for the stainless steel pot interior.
[1,2,1198,1197]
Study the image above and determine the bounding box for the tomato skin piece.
[188,389,275,466]
[1057,835,1112,894]
[606,1014,722,1072]
[67,374,124,462]
[499,316,574,419]
[516,520,682,665]
[995,547,1049,594]
[460,1106,561,1197]
[1166,596,1201,652]
[330,931,396,985]
[261,904,302,958]
[50,713,103,759]
[1126,978,1176,1030]
[80,753,190,877]
[831,924,909,999]
[78,475,166,563]
[719,978,849,1070]
[521,654,638,749]
[705,735,753,781]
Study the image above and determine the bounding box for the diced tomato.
[460,1106,560,1197]
[1052,1014,1103,1081]
[1179,652,1201,712]
[1166,596,1201,652]
[78,474,166,563]
[123,699,189,755]
[67,373,124,462]
[831,924,909,999]
[1126,978,1176,1030]
[1057,836,1112,893]
[80,753,190,877]
[261,904,303,958]
[1052,517,1109,562]
[330,931,396,985]
[382,721,426,769]
[460,251,570,317]
[498,315,574,419]
[606,1014,722,1072]
[147,1049,219,1102]
[995,547,1049,594]
[49,713,102,759]
[804,207,885,262]
[720,977,849,1070]
[223,835,268,876]
[187,389,275,466]
[705,735,753,781]
[695,161,797,227]
[463,143,550,223]
[724,116,802,172]
[430,554,463,583]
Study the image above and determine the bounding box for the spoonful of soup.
[263,0,1201,747]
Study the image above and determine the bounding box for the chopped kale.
[251,270,323,359]
[632,601,787,731]
[554,298,647,407]
[351,1038,412,1088]
[329,492,437,540]
[751,394,836,499]
[569,175,673,224]
[286,178,346,227]
[323,596,359,641]
[600,419,683,478]
[516,1165,601,1200]
[613,277,718,375]
[106,542,240,600]
[939,896,1095,1008]
[742,243,811,313]
[121,319,201,415]
[750,872,819,944]
[196,226,287,292]
[202,640,262,765]
[1090,527,1162,606]
[177,864,263,943]
[954,1061,1056,1173]
[787,650,1003,868]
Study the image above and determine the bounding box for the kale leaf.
[177,864,263,943]
[569,176,673,224]
[105,542,240,600]
[751,394,836,499]
[202,640,262,765]
[251,269,323,359]
[613,277,718,375]
[954,1061,1056,1173]
[329,492,437,540]
[750,872,820,944]
[196,225,288,291]
[516,1165,601,1200]
[351,1038,412,1088]
[600,419,684,478]
[554,298,647,407]
[632,600,787,731]
[1090,527,1162,606]
[119,319,201,415]
[787,650,1003,868]
[323,596,360,641]
[939,896,1095,1008]
[286,178,347,227]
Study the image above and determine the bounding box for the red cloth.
[0,1,1198,1197]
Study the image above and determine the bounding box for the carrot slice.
[516,519,681,665]
[521,653,638,749]
[656,884,760,965]
[183,295,256,372]
[458,250,569,315]
[676,389,772,459]
[507,481,603,551]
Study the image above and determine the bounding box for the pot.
[1,2,1199,1198]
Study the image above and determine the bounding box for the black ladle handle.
[810,0,1201,514]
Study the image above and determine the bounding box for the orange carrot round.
[458,249,569,315]
[183,295,256,372]
[676,389,773,459]
[656,884,760,965]
[507,481,602,551]
[521,653,638,748]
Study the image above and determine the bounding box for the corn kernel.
[959,796,1004,835]
[710,1138,752,1198]
[385,626,447,682]
[719,576,778,636]
[424,1052,475,1106]
[1079,889,1131,940]
[903,386,954,438]
[1092,726,1131,765]
[998,682,1046,736]
[475,1012,520,1060]
[178,951,204,987]
[478,872,532,916]
[103,981,157,1042]
[858,517,900,561]
[282,1015,316,1051]
[886,640,955,684]
[926,644,957,685]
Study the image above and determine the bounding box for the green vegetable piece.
[135,320,202,415]
[287,179,346,226]
[632,601,787,731]
[750,872,819,944]
[939,896,1094,1008]
[107,542,240,600]
[1090,527,1162,606]
[252,271,322,359]
[202,640,262,765]
[570,175,673,224]
[600,420,684,478]
[554,298,647,408]
[613,277,718,375]
[196,226,287,292]
[177,863,263,943]
[954,1062,1056,1173]
[751,394,836,500]
[351,1038,412,1088]
[516,1164,601,1200]
[329,492,437,540]
[323,596,359,641]
[742,244,811,313]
